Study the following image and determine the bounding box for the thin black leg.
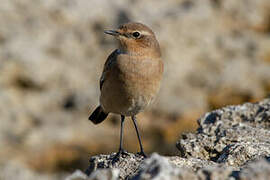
[113,115,128,161]
[119,115,125,152]
[131,116,147,158]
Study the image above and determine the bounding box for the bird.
[89,22,163,159]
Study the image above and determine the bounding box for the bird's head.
[104,22,161,57]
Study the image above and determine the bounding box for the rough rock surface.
[66,98,270,180]
[176,98,270,166]
[67,154,270,180]
[85,153,145,179]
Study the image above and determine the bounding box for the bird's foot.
[112,149,129,162]
[137,151,147,158]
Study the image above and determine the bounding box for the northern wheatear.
[89,22,163,158]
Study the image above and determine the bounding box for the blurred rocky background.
[0,0,270,179]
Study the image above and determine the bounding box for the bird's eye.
[132,32,140,38]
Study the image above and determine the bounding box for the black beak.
[104,30,120,36]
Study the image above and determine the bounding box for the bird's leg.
[118,115,128,154]
[131,116,147,158]
[114,115,128,160]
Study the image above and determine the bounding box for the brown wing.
[100,49,119,90]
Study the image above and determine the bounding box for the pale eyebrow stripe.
[139,30,152,36]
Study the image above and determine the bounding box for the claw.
[137,151,147,158]
[112,149,129,163]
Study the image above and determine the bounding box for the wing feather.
[100,49,119,90]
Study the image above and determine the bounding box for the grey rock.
[131,153,197,180]
[176,98,270,167]
[239,157,270,180]
[88,169,119,180]
[83,153,221,179]
[81,154,270,180]
[65,169,120,180]
[196,165,237,180]
[65,170,88,180]
[167,156,218,171]
[69,98,270,180]
[85,153,144,179]
[195,156,270,180]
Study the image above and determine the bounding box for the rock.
[82,153,198,180]
[239,157,270,180]
[78,154,270,180]
[65,167,119,180]
[131,153,197,180]
[72,98,270,180]
[167,156,218,172]
[195,156,270,180]
[195,165,235,180]
[65,170,87,180]
[88,169,119,180]
[176,98,270,166]
[85,153,144,179]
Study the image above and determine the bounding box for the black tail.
[89,106,108,124]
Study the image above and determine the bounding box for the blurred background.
[0,0,270,179]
